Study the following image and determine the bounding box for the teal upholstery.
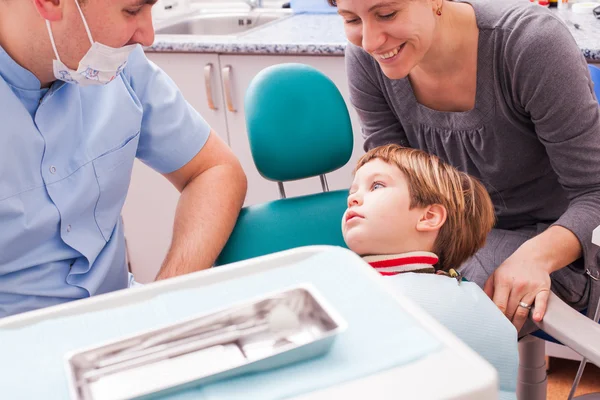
[244,63,353,182]
[215,64,353,266]
[216,190,348,265]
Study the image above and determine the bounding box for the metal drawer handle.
[204,63,217,111]
[222,65,236,113]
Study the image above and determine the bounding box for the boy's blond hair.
[355,144,495,271]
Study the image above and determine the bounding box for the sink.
[155,9,294,36]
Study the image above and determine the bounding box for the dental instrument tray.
[64,285,346,400]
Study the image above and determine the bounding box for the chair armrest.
[533,292,600,367]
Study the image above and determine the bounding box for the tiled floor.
[547,358,600,399]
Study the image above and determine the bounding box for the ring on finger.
[518,301,532,310]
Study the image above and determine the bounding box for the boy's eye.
[371,181,385,190]
[344,18,360,24]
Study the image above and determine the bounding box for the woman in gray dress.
[328,0,600,332]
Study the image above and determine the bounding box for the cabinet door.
[123,52,226,283]
[219,54,364,206]
[146,52,229,143]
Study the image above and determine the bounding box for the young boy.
[342,144,518,399]
[343,144,495,275]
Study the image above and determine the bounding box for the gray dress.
[345,0,600,312]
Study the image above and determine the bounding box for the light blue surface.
[500,391,517,400]
[0,248,443,399]
[590,64,600,101]
[290,0,337,13]
[385,274,518,400]
[0,44,209,318]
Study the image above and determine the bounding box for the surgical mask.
[45,0,136,86]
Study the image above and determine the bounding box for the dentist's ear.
[416,204,447,232]
[33,0,63,22]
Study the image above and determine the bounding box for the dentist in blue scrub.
[0,0,248,317]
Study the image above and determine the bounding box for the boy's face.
[342,159,427,256]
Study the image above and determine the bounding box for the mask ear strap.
[45,20,62,62]
[73,0,94,45]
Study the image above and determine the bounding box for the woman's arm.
[485,10,600,331]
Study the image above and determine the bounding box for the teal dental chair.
[215,63,520,399]
[215,63,353,266]
[216,63,600,400]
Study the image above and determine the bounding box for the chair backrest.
[216,64,353,266]
[244,63,353,181]
[590,64,600,103]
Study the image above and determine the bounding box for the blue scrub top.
[0,45,210,318]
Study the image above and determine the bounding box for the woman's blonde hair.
[355,144,495,271]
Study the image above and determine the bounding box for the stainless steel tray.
[65,284,346,400]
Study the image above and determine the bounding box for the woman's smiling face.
[336,0,439,79]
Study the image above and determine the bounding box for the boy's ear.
[33,0,64,22]
[416,204,447,232]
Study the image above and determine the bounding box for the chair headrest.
[244,63,353,182]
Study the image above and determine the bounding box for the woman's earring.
[436,7,442,16]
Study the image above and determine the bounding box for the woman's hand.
[483,251,551,332]
[483,226,581,332]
